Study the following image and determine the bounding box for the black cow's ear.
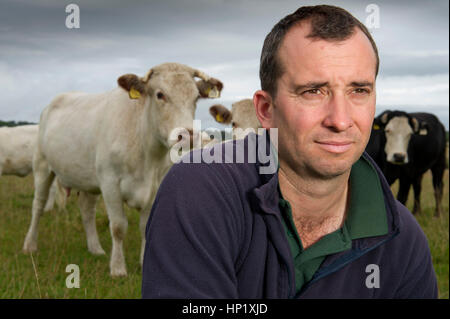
[380,112,389,124]
[411,117,420,134]
[372,118,382,130]
[419,121,429,135]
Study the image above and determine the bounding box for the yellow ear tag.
[129,87,141,99]
[216,114,224,123]
[208,87,220,98]
[373,124,380,130]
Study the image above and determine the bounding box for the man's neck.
[278,161,351,248]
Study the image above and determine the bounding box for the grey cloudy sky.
[0,0,448,129]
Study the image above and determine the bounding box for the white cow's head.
[379,111,428,164]
[209,99,262,140]
[118,62,223,149]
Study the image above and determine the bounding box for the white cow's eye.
[156,92,165,100]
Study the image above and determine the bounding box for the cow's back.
[38,89,139,191]
[408,113,446,172]
[0,125,38,176]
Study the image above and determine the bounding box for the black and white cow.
[366,110,447,217]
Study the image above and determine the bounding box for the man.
[142,5,438,298]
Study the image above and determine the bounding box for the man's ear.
[209,104,232,124]
[117,74,147,99]
[253,90,275,129]
[197,78,223,98]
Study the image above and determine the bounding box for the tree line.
[0,120,36,127]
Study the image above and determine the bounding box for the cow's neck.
[123,103,171,211]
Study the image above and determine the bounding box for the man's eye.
[353,88,370,94]
[304,89,321,95]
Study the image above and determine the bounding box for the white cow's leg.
[43,179,57,212]
[54,178,68,211]
[23,157,55,253]
[78,191,105,255]
[101,184,128,277]
[139,208,151,266]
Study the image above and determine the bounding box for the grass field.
[0,170,448,299]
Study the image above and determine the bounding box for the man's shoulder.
[386,200,432,265]
[384,201,438,298]
[395,201,428,242]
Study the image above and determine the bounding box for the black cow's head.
[374,110,428,164]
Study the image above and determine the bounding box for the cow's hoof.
[111,268,128,277]
[22,242,38,253]
[89,247,106,256]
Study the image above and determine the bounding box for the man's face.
[272,23,377,179]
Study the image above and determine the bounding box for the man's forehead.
[278,23,377,78]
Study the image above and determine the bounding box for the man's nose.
[322,95,353,131]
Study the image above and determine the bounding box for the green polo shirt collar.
[346,157,388,239]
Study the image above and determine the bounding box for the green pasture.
[0,170,448,298]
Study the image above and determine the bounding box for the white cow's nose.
[176,129,193,142]
[169,127,196,148]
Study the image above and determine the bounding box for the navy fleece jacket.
[142,133,438,298]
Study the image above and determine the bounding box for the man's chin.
[306,157,356,180]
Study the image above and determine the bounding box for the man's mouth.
[315,140,354,154]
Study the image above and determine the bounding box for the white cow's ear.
[209,104,232,124]
[117,74,146,99]
[142,69,153,83]
[196,78,223,98]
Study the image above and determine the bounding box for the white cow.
[0,125,65,212]
[23,63,223,276]
[209,98,261,140]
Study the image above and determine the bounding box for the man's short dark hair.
[259,5,380,98]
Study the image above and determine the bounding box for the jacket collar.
[251,130,280,215]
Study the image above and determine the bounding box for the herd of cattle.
[0,62,447,277]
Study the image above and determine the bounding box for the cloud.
[377,74,449,106]
[376,74,449,128]
[0,0,448,131]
